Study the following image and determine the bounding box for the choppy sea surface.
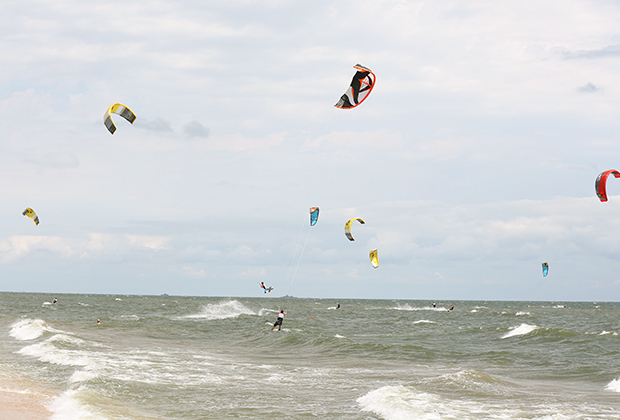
[2,293,620,419]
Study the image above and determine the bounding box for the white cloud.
[182,265,207,279]
[3,0,620,299]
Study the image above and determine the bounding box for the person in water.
[97,319,101,325]
[52,298,57,304]
[271,310,285,330]
[336,303,340,309]
[449,305,454,311]
[432,302,436,308]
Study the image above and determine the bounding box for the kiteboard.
[265,287,274,293]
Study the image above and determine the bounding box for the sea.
[2,293,620,419]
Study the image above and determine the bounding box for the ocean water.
[2,293,620,419]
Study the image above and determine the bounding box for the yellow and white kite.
[104,103,136,134]
[22,207,39,225]
[369,249,379,268]
[344,218,365,241]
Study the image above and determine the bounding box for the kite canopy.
[22,207,39,226]
[344,218,365,241]
[104,103,136,135]
[335,64,376,109]
[310,207,319,226]
[369,249,379,268]
[542,262,549,277]
[595,170,620,202]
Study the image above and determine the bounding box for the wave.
[412,320,435,325]
[9,318,65,341]
[48,389,108,420]
[606,378,620,393]
[502,324,539,339]
[18,334,92,367]
[515,311,531,316]
[357,385,441,420]
[391,304,448,312]
[184,300,256,320]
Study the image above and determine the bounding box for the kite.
[104,103,136,135]
[310,207,319,226]
[596,170,620,202]
[369,249,379,268]
[335,64,376,109]
[344,218,365,241]
[542,262,549,277]
[22,208,39,226]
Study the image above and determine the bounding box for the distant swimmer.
[336,303,340,309]
[432,302,436,308]
[271,310,285,331]
[52,298,57,304]
[449,305,454,311]
[97,319,101,325]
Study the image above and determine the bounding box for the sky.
[2,0,620,301]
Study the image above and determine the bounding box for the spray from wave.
[184,300,255,320]
[502,324,539,339]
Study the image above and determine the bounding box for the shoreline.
[0,381,54,420]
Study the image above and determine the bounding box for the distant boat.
[160,293,169,296]
[281,295,296,298]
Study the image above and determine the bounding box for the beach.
[0,380,53,420]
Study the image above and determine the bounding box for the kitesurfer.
[271,310,285,331]
[449,305,454,311]
[53,298,57,304]
[432,302,436,308]
[97,319,101,325]
[260,282,267,292]
[336,303,340,309]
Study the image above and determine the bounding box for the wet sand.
[0,386,53,420]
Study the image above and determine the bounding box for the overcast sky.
[2,0,620,301]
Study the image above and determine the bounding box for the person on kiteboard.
[271,310,285,331]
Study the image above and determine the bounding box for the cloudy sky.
[2,0,620,301]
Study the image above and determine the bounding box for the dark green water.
[2,293,620,419]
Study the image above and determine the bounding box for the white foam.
[69,369,99,383]
[9,318,64,341]
[502,324,539,339]
[605,378,620,392]
[357,385,444,420]
[334,334,346,339]
[392,304,447,312]
[600,331,618,336]
[184,300,255,320]
[413,320,435,324]
[357,384,579,419]
[258,308,276,316]
[516,311,531,316]
[18,334,91,367]
[49,389,106,420]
